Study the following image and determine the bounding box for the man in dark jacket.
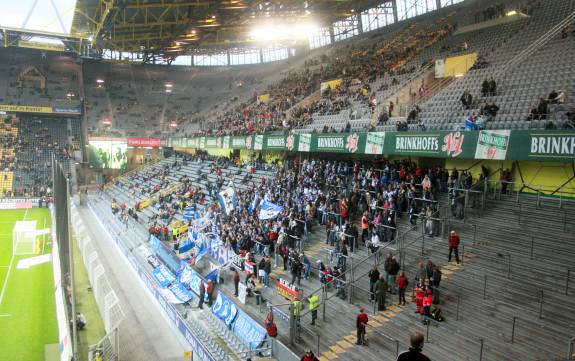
[345,221,359,252]
[387,256,400,294]
[488,77,496,96]
[374,275,388,311]
[233,269,240,296]
[397,332,431,361]
[291,257,302,286]
[431,266,442,304]
[481,79,489,97]
[460,90,472,109]
[368,265,380,301]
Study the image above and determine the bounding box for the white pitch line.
[41,217,47,255]
[0,314,12,317]
[0,257,14,306]
[0,209,30,306]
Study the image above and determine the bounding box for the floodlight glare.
[249,22,318,41]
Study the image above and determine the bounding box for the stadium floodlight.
[249,22,318,42]
[13,221,38,256]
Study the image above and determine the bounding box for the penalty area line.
[0,209,30,306]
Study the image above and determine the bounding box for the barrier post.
[537,187,541,207]
[507,254,511,278]
[568,335,575,360]
[539,290,544,319]
[483,275,487,300]
[530,236,535,260]
[322,287,327,321]
[317,333,320,356]
[479,339,484,361]
[472,224,477,244]
[456,295,460,321]
[511,316,516,344]
[421,220,426,256]
[464,191,469,223]
[566,269,570,296]
[348,258,355,304]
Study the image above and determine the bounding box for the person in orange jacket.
[361,212,370,246]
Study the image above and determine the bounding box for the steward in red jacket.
[448,230,460,264]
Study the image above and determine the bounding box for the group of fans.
[107,151,491,361]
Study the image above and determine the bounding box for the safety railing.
[364,321,400,357]
[70,204,125,334]
[486,180,575,207]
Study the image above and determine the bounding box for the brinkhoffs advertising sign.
[170,130,575,162]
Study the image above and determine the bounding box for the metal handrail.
[364,321,400,357]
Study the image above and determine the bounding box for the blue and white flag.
[177,261,194,284]
[152,264,176,288]
[183,206,195,221]
[249,195,260,213]
[205,268,219,284]
[218,187,236,216]
[165,282,194,303]
[195,240,208,263]
[259,200,283,220]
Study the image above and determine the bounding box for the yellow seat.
[0,171,14,195]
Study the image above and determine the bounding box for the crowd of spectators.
[0,116,18,172]
[185,20,454,137]
[527,89,569,128]
[120,153,485,298]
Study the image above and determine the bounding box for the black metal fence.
[52,157,77,359]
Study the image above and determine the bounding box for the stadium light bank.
[249,22,318,42]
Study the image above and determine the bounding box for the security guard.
[292,298,303,339]
[172,226,179,242]
[308,294,319,325]
[292,299,302,318]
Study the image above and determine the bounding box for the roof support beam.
[92,0,115,45]
[124,1,213,9]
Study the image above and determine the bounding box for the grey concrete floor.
[77,205,188,361]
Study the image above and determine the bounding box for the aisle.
[78,205,187,361]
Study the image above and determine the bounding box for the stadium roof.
[0,0,78,35]
[71,0,386,56]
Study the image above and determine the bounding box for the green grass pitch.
[0,208,58,361]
